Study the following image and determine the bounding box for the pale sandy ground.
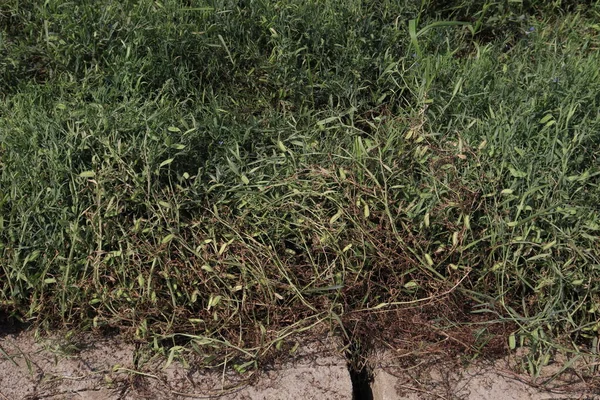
[0,329,598,399]
[0,331,350,400]
[370,350,600,400]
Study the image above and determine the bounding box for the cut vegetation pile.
[1,0,599,378]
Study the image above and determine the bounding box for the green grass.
[1,0,600,377]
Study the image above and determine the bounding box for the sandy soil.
[0,329,350,400]
[1,327,599,399]
[371,350,600,400]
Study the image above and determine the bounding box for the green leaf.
[417,20,473,37]
[218,240,234,255]
[424,253,434,266]
[316,116,338,126]
[79,170,96,178]
[277,140,288,152]
[508,167,527,178]
[180,7,214,11]
[165,346,183,369]
[161,234,175,244]
[404,281,418,289]
[208,295,221,309]
[408,19,420,55]
[526,253,551,262]
[329,209,343,225]
[159,158,175,168]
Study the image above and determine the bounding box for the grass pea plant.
[1,0,599,377]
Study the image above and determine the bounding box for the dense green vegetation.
[1,0,599,376]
